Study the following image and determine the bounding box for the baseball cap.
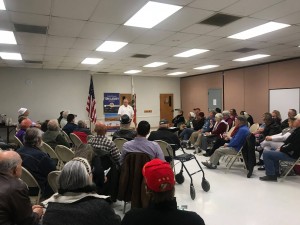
[193,108,200,111]
[18,108,28,116]
[142,159,175,192]
[120,114,131,124]
[159,119,168,125]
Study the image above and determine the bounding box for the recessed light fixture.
[194,65,219,70]
[81,58,103,65]
[167,72,187,76]
[124,1,182,28]
[228,22,290,40]
[0,0,6,10]
[0,52,22,60]
[124,70,142,74]
[233,54,270,62]
[0,30,17,44]
[143,62,167,67]
[96,41,128,52]
[174,49,209,58]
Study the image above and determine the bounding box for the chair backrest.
[55,145,74,163]
[227,126,235,137]
[154,140,174,158]
[113,138,128,152]
[61,130,72,143]
[13,135,24,147]
[48,171,61,193]
[21,167,41,204]
[70,133,83,147]
[40,142,59,160]
[249,123,259,133]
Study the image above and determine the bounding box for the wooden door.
[160,94,174,122]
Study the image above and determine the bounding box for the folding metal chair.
[21,167,41,204]
[113,138,128,152]
[40,142,63,170]
[70,133,83,148]
[55,145,74,164]
[280,156,300,180]
[48,171,61,193]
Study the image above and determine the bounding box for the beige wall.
[181,58,300,123]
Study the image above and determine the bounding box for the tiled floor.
[113,148,300,225]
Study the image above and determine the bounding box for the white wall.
[0,68,181,128]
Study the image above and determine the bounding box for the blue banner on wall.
[103,93,120,131]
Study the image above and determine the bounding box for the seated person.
[229,108,238,120]
[121,159,205,225]
[73,120,92,143]
[260,113,300,182]
[281,109,297,130]
[42,119,70,149]
[62,113,78,136]
[17,128,56,198]
[88,122,120,163]
[178,112,194,135]
[40,119,50,132]
[240,111,254,126]
[16,118,32,144]
[271,110,282,125]
[17,108,41,128]
[180,108,205,142]
[112,114,137,141]
[120,121,164,165]
[42,157,121,225]
[148,119,181,152]
[194,113,228,154]
[0,150,44,225]
[223,110,234,129]
[172,110,185,128]
[202,116,249,169]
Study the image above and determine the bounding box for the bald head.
[20,118,32,130]
[0,150,22,177]
[47,119,60,131]
[94,122,107,135]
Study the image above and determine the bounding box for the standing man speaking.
[118,98,134,120]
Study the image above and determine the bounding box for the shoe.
[201,161,217,169]
[256,160,264,166]
[203,153,211,157]
[258,166,265,171]
[247,168,253,178]
[259,175,277,182]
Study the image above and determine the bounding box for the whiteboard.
[269,88,300,121]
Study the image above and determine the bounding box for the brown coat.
[117,153,151,208]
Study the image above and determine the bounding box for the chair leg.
[280,160,298,180]
[123,202,127,214]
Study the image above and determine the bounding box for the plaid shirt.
[88,135,120,162]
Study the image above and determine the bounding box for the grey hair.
[0,150,22,173]
[222,110,230,117]
[215,113,223,120]
[236,116,247,125]
[58,157,92,191]
[77,120,85,129]
[24,128,42,147]
[47,119,60,131]
[62,110,69,119]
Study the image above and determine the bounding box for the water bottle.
[190,121,193,129]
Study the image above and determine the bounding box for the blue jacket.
[228,125,249,151]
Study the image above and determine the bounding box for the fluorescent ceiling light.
[194,65,219,70]
[143,62,167,67]
[167,72,186,76]
[174,49,209,57]
[0,52,22,60]
[0,0,6,10]
[0,30,17,44]
[96,41,128,52]
[124,70,142,74]
[124,1,182,28]
[228,22,290,40]
[233,54,270,62]
[81,58,103,64]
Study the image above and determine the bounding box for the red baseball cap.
[142,159,175,192]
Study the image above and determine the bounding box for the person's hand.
[223,143,228,147]
[265,136,272,141]
[32,205,44,218]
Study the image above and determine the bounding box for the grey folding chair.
[21,167,41,204]
[55,145,74,164]
[39,142,63,170]
[113,138,128,152]
[61,130,72,144]
[70,133,83,148]
[13,135,24,148]
[225,146,245,173]
[48,171,61,193]
[280,157,300,181]
[154,140,175,169]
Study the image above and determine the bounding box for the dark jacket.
[118,153,150,208]
[112,129,137,141]
[62,123,78,136]
[172,115,185,127]
[193,117,205,131]
[16,146,56,195]
[43,196,121,225]
[42,130,70,149]
[148,128,181,150]
[262,121,282,138]
[0,172,39,225]
[121,198,205,225]
[281,118,289,130]
[280,127,300,159]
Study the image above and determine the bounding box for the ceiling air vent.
[24,60,43,64]
[131,54,151,58]
[199,13,241,27]
[95,71,109,74]
[14,23,47,34]
[164,67,178,70]
[232,48,257,53]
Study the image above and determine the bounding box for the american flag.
[86,76,97,123]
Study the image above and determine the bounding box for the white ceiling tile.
[66,49,92,57]
[203,38,237,50]
[52,0,99,20]
[221,0,282,16]
[72,38,101,50]
[19,45,45,54]
[157,32,198,47]
[189,0,239,11]
[275,11,300,25]
[178,35,220,48]
[140,45,170,54]
[62,57,83,63]
[118,43,150,54]
[181,23,218,35]
[25,64,42,68]
[156,7,214,31]
[5,0,51,15]
[0,44,20,52]
[10,12,49,26]
[134,29,175,45]
[90,0,148,24]
[0,20,14,31]
[45,47,69,56]
[48,17,85,37]
[108,26,145,42]
[79,22,118,40]
[15,33,46,46]
[43,55,64,63]
[46,36,76,48]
